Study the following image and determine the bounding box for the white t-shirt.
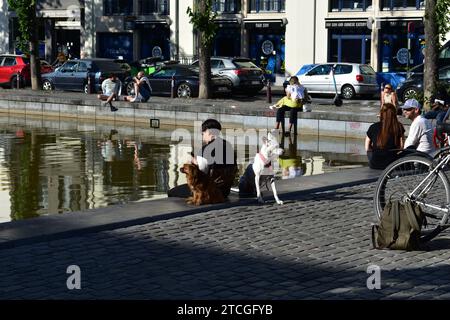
[404,115,435,154]
[287,84,305,101]
[102,78,122,96]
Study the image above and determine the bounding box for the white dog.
[237,131,284,205]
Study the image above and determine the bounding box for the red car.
[0,54,54,88]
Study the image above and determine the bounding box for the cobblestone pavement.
[1,181,450,300]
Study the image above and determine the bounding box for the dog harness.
[258,153,272,169]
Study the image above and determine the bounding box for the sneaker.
[110,105,118,112]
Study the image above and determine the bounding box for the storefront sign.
[325,21,367,28]
[396,48,410,65]
[261,40,274,55]
[244,21,284,30]
[152,46,162,58]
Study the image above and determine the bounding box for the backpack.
[372,199,426,251]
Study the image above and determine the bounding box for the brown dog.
[180,163,225,205]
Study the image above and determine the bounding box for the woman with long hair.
[365,103,405,169]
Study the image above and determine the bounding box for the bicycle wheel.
[374,155,450,231]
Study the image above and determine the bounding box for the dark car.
[191,57,265,95]
[42,58,127,93]
[396,63,450,102]
[125,64,231,98]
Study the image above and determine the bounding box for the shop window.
[381,0,423,10]
[213,0,240,13]
[379,28,425,72]
[139,0,169,15]
[329,0,372,11]
[330,34,371,64]
[103,0,133,15]
[249,0,285,13]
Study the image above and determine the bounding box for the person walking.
[401,98,435,155]
[365,103,405,169]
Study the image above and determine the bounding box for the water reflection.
[0,119,367,222]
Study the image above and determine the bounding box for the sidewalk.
[0,167,450,299]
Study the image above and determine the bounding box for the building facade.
[1,0,447,82]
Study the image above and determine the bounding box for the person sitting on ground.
[123,71,152,103]
[269,76,310,136]
[365,103,406,169]
[380,83,398,108]
[401,98,435,155]
[423,94,450,125]
[97,73,122,112]
[167,119,238,199]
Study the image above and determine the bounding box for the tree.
[7,0,41,90]
[423,0,450,110]
[187,0,218,99]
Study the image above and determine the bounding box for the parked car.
[40,60,54,74]
[126,64,231,98]
[191,57,265,95]
[283,62,379,99]
[292,64,318,77]
[41,58,127,93]
[396,63,450,102]
[0,54,54,88]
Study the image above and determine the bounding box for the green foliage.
[187,0,218,47]
[7,0,36,53]
[437,0,450,44]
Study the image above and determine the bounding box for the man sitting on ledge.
[97,73,122,112]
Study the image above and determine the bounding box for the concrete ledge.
[0,93,389,139]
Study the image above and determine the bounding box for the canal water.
[0,117,367,222]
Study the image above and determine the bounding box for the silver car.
[192,57,265,95]
[290,63,378,99]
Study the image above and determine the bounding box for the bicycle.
[373,123,450,242]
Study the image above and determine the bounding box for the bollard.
[16,73,20,89]
[266,79,272,104]
[87,75,92,94]
[171,76,175,98]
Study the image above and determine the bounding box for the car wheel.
[341,85,355,99]
[126,81,135,96]
[10,75,24,89]
[177,83,192,98]
[42,80,53,91]
[83,83,90,94]
[402,87,419,102]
